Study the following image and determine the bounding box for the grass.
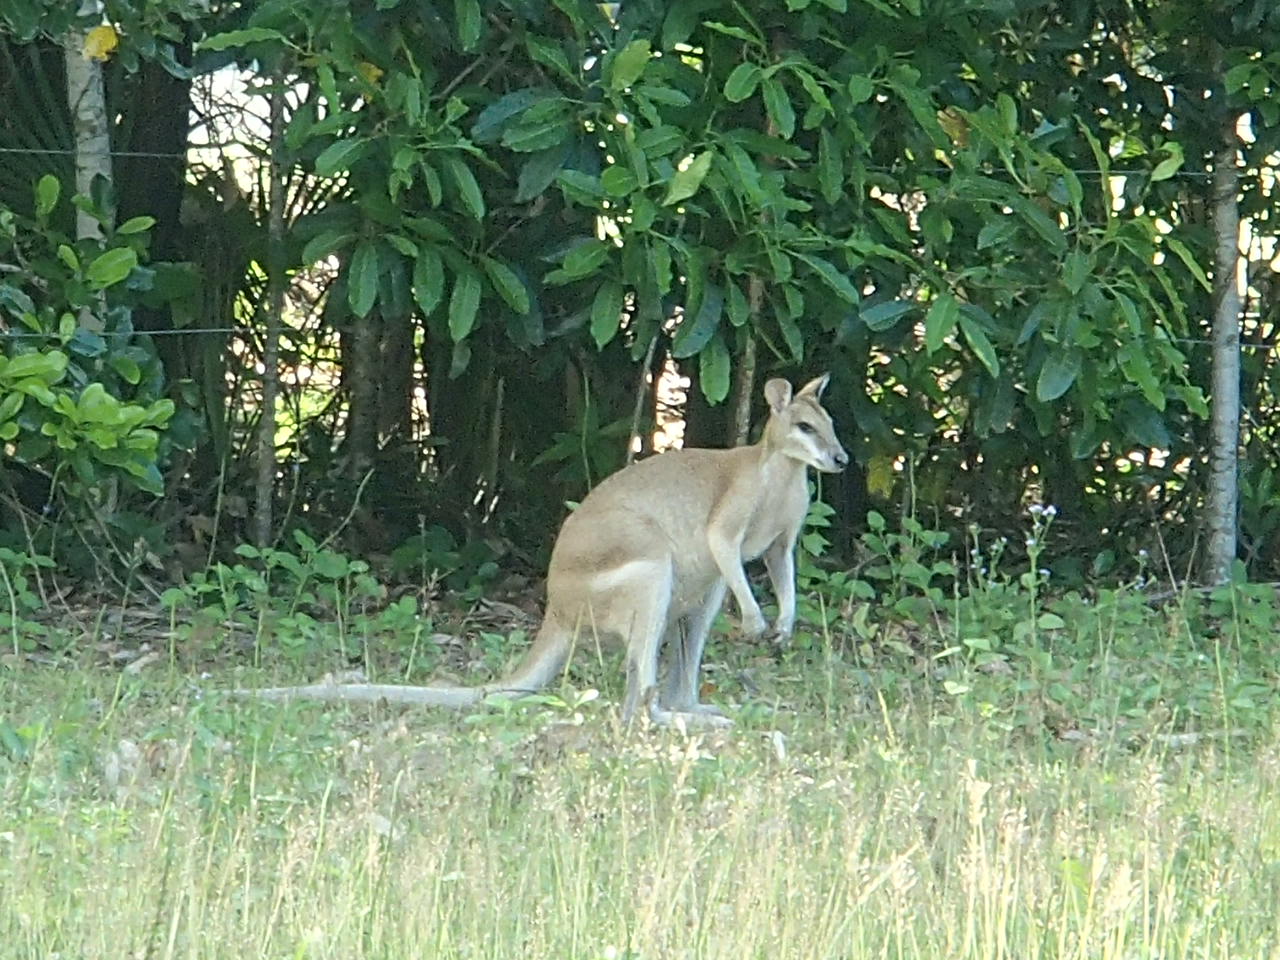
[3,605,1280,960]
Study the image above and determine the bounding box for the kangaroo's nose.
[834,449,849,470]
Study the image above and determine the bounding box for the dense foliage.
[1,0,1280,588]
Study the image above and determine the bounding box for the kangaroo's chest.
[739,477,808,560]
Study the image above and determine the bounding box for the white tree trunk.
[63,26,111,242]
[1204,113,1243,584]
[64,7,112,334]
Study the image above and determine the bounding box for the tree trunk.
[1204,111,1242,584]
[377,314,415,444]
[728,312,758,446]
[63,7,111,331]
[345,310,382,481]
[255,77,286,547]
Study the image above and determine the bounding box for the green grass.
[3,619,1280,960]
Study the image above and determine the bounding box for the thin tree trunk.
[1204,111,1242,584]
[63,3,111,331]
[728,320,758,446]
[255,78,286,547]
[346,313,381,481]
[625,334,658,464]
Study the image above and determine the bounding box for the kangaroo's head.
[762,374,849,474]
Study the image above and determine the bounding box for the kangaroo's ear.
[764,378,793,413]
[797,373,830,400]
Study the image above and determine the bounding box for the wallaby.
[240,374,847,727]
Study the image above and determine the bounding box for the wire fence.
[0,143,1225,179]
[0,326,1277,354]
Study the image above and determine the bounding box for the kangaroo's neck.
[752,431,807,489]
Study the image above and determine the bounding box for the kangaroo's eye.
[797,422,816,435]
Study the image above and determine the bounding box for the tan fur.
[239,375,847,727]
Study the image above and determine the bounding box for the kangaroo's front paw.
[740,610,769,640]
[650,705,734,730]
[767,621,794,645]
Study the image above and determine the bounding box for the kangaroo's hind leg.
[601,559,674,724]
[659,581,732,726]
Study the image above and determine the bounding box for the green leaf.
[315,138,366,177]
[703,21,762,45]
[385,234,418,258]
[412,246,445,315]
[301,230,352,265]
[996,93,1017,136]
[561,239,610,280]
[56,244,78,270]
[1150,143,1184,182]
[794,67,832,116]
[959,315,1000,378]
[671,283,723,359]
[602,165,638,197]
[636,125,684,157]
[699,333,731,404]
[1036,349,1080,402]
[722,142,765,207]
[1118,342,1164,410]
[515,144,570,202]
[420,160,444,206]
[1011,198,1065,251]
[109,354,141,385]
[502,117,570,153]
[817,128,843,204]
[348,241,380,318]
[117,215,155,235]
[0,286,35,318]
[847,75,874,103]
[777,303,804,361]
[977,219,1016,250]
[640,86,691,107]
[761,77,795,139]
[1224,61,1255,94]
[482,257,529,313]
[924,295,958,353]
[662,151,713,206]
[0,392,22,421]
[860,300,914,331]
[765,248,791,283]
[557,170,606,205]
[472,87,556,143]
[35,174,59,218]
[1162,236,1211,292]
[724,63,762,103]
[86,248,137,288]
[448,269,482,341]
[610,39,651,90]
[1150,155,1181,182]
[454,0,481,50]
[590,280,625,348]
[3,350,67,382]
[796,253,858,305]
[445,156,485,220]
[1063,250,1089,295]
[197,27,287,51]
[1123,399,1170,449]
[526,34,578,85]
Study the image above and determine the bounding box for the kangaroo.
[240,375,848,727]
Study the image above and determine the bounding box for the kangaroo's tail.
[231,617,577,708]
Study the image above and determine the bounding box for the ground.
[2,612,1278,959]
